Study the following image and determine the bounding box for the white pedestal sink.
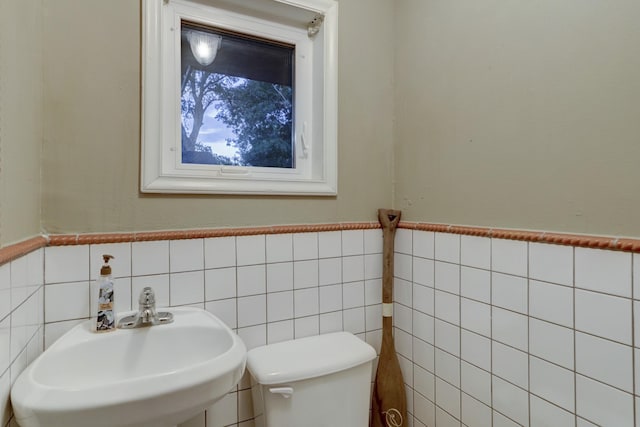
[11,307,246,427]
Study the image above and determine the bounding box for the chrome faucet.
[118,287,174,329]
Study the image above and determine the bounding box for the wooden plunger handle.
[370,208,406,427]
[378,208,401,230]
[378,209,401,305]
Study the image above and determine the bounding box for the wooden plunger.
[370,208,406,427]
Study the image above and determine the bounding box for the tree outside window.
[181,24,294,169]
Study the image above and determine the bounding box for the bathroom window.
[180,23,295,168]
[141,0,338,195]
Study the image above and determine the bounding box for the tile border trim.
[399,222,640,251]
[0,236,48,266]
[48,222,380,246]
[2,221,639,267]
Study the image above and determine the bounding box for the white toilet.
[247,331,376,427]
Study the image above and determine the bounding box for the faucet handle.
[119,286,173,329]
[139,287,156,306]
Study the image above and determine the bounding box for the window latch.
[299,122,309,158]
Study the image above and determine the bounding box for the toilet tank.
[247,332,376,427]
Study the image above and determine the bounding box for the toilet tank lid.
[246,332,376,385]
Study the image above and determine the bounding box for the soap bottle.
[95,254,116,332]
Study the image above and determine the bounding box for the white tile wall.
[576,374,634,427]
[491,239,527,277]
[460,298,490,337]
[204,237,235,269]
[434,290,459,325]
[529,279,574,327]
[7,227,640,427]
[0,265,10,324]
[529,318,573,369]
[491,273,527,314]
[131,241,169,276]
[36,230,384,427]
[436,377,461,419]
[266,234,292,264]
[236,235,265,266]
[413,283,434,316]
[492,341,528,389]
[170,239,204,273]
[576,331,633,393]
[395,253,413,282]
[205,267,236,300]
[44,245,89,284]
[529,242,573,286]
[461,329,491,371]
[461,361,491,406]
[237,265,265,296]
[295,314,320,337]
[493,376,529,426]
[413,231,435,259]
[237,295,266,327]
[318,231,341,258]
[530,394,574,427]
[1,248,44,427]
[435,261,459,294]
[364,229,383,255]
[575,288,632,345]
[414,257,435,288]
[492,307,528,351]
[395,278,412,307]
[293,259,318,288]
[462,392,492,427]
[633,254,640,298]
[575,247,632,297]
[342,230,364,256]
[267,319,294,343]
[266,262,292,292]
[460,266,490,303]
[44,281,89,322]
[293,232,317,260]
[399,230,640,427]
[529,356,575,412]
[435,232,460,263]
[435,348,460,387]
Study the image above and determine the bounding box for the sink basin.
[11,307,246,427]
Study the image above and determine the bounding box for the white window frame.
[141,0,338,195]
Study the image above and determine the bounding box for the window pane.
[180,22,294,168]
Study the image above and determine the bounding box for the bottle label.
[96,310,115,331]
[97,279,115,331]
[98,280,114,308]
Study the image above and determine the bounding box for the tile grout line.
[233,236,239,366]
[411,230,416,425]
[573,246,578,427]
[489,236,494,427]
[458,234,463,426]
[527,241,531,427]
[264,235,271,344]
[432,232,436,425]
[631,253,636,427]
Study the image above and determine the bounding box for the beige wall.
[394,0,640,238]
[0,0,43,247]
[5,0,640,240]
[40,0,394,234]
